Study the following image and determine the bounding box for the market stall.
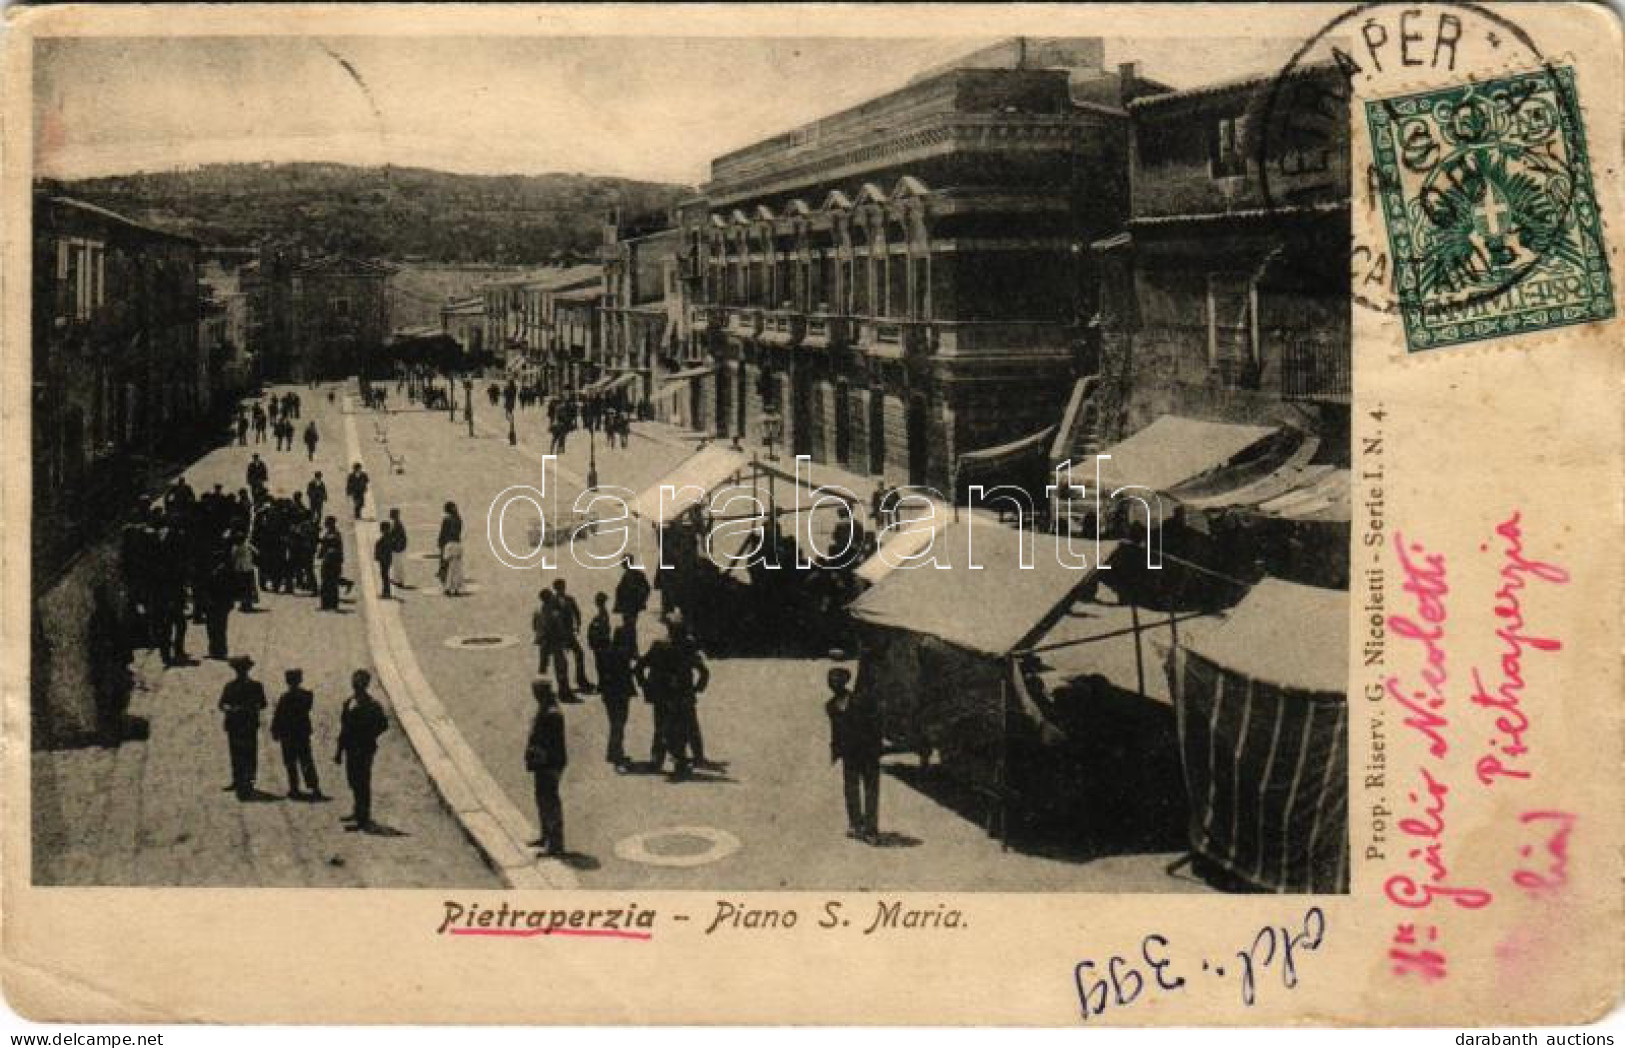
[1162,577,1349,893]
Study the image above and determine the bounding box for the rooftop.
[45,195,198,244]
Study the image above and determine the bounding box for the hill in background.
[41,162,692,264]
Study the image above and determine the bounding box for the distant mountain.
[41,163,692,264]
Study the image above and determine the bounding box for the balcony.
[724,307,763,339]
[688,305,719,335]
[760,309,805,347]
[858,318,933,359]
[803,311,851,350]
[1281,343,1352,401]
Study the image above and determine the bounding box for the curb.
[342,402,576,890]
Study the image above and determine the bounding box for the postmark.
[1256,1,1614,339]
[1365,66,1615,351]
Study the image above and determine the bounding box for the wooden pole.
[1130,600,1146,698]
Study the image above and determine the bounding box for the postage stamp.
[1365,66,1615,352]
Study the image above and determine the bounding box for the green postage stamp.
[1366,66,1615,352]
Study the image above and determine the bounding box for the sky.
[33,34,1301,186]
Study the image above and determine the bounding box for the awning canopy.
[630,445,749,525]
[1094,415,1279,494]
[848,520,1119,657]
[582,371,640,396]
[956,425,1057,476]
[1180,577,1347,693]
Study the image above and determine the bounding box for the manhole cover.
[443,633,519,651]
[614,826,740,868]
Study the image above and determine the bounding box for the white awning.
[630,446,749,525]
[849,520,1119,657]
[1094,415,1278,493]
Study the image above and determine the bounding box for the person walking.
[345,463,369,520]
[374,520,395,600]
[591,599,638,769]
[306,472,327,523]
[271,668,323,800]
[303,420,320,461]
[825,659,883,844]
[235,409,249,447]
[551,579,593,693]
[252,403,267,443]
[229,530,258,612]
[437,501,464,595]
[523,679,568,856]
[334,668,389,831]
[317,517,344,611]
[531,590,575,704]
[203,548,236,660]
[218,655,267,800]
[387,508,408,590]
[246,453,269,493]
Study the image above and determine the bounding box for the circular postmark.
[613,826,742,868]
[1258,3,1584,328]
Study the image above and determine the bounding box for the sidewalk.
[30,385,502,888]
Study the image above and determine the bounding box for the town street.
[343,384,1208,892]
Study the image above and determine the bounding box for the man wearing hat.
[335,668,389,830]
[271,668,322,800]
[218,655,268,799]
[825,653,883,843]
[524,679,568,856]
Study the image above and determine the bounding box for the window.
[57,238,105,320]
[332,297,351,318]
[1209,115,1247,179]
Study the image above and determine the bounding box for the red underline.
[448,927,653,941]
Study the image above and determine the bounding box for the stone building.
[598,217,679,408]
[553,284,604,393]
[1078,63,1352,588]
[31,195,202,743]
[439,295,487,358]
[243,248,392,381]
[479,265,600,388]
[677,39,1163,491]
[32,196,202,521]
[1083,63,1351,453]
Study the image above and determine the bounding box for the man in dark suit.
[271,667,322,799]
[218,655,267,799]
[551,579,593,693]
[524,679,568,856]
[612,557,651,644]
[825,660,883,844]
[635,614,710,780]
[335,668,389,830]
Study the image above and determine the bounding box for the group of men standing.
[527,560,715,783]
[215,655,391,832]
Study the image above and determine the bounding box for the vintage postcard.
[1,1,1620,1028]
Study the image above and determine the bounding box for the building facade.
[1088,64,1351,450]
[479,265,600,389]
[439,295,487,357]
[600,220,679,409]
[33,197,203,518]
[676,48,1149,491]
[243,247,392,381]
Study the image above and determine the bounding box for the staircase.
[1048,375,1104,534]
[1049,374,1103,465]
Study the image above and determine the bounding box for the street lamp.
[586,415,599,490]
[463,377,474,436]
[759,409,784,521]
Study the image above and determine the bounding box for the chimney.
[1118,61,1142,105]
